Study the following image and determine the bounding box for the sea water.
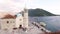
[29,16,60,32]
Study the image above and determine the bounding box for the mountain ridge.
[28,8,58,17]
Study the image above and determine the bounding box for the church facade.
[0,8,28,30]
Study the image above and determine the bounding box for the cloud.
[0,0,26,12]
[0,0,60,15]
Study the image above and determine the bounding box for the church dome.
[16,12,22,17]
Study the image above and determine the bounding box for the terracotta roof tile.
[1,14,16,19]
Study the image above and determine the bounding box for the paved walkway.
[0,23,45,34]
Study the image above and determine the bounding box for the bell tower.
[23,0,28,28]
[23,7,28,28]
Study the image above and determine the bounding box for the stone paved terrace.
[0,22,47,34]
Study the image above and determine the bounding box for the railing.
[31,22,51,33]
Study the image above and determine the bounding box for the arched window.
[7,21,9,23]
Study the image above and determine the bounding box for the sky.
[0,0,60,15]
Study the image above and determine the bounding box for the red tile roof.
[1,14,16,19]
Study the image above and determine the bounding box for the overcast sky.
[0,0,60,15]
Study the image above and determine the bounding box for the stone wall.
[0,19,15,30]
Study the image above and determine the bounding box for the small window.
[10,21,15,23]
[20,19,22,21]
[13,21,15,23]
[7,21,9,23]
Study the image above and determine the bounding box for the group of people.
[13,25,27,32]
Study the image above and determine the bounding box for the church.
[0,8,28,30]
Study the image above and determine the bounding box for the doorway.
[19,25,22,29]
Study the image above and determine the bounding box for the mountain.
[28,8,57,17]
